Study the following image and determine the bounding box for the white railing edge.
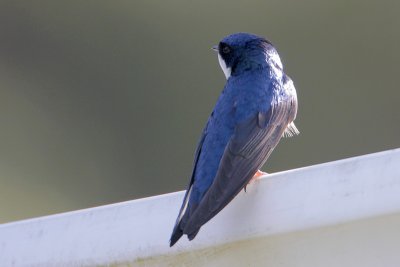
[0,148,399,266]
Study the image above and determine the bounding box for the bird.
[170,32,299,247]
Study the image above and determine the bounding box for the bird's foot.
[253,170,268,179]
[244,170,268,192]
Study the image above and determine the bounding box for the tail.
[169,216,201,247]
[170,220,184,247]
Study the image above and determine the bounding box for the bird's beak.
[212,45,218,52]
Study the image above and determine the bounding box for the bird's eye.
[222,46,231,54]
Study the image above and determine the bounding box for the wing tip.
[170,226,184,247]
[170,223,201,246]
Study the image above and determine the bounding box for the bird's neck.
[232,58,268,76]
[233,50,283,78]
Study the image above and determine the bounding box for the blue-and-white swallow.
[170,33,299,246]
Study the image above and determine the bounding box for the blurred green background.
[0,1,399,223]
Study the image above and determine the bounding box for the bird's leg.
[244,170,268,192]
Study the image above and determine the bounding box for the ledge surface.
[1,148,400,266]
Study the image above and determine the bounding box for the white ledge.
[1,148,400,266]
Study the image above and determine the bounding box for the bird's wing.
[170,121,209,246]
[183,96,297,238]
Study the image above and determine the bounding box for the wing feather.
[183,90,297,238]
[169,122,209,246]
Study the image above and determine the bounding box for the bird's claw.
[244,170,267,192]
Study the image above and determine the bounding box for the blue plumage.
[170,33,298,246]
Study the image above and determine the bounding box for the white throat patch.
[218,54,231,79]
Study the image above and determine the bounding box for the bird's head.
[213,33,282,79]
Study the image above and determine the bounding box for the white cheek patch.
[218,54,231,79]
